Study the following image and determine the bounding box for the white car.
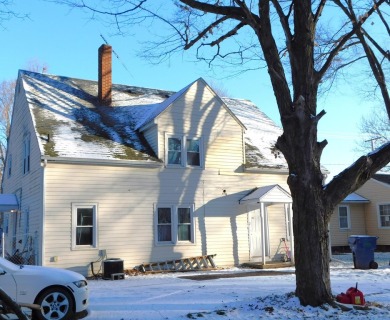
[0,257,89,320]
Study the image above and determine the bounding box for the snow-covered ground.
[86,253,390,319]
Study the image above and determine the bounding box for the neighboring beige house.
[330,174,390,251]
[1,45,294,276]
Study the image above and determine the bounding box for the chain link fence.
[1,232,38,265]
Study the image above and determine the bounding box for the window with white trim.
[7,155,12,178]
[378,204,390,228]
[72,203,98,249]
[166,135,202,167]
[156,204,194,244]
[23,135,30,174]
[338,205,350,229]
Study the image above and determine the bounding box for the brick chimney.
[98,44,112,105]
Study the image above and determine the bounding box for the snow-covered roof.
[342,193,370,203]
[19,70,287,169]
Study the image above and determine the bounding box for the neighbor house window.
[378,204,390,228]
[72,203,98,249]
[7,155,12,177]
[166,135,203,168]
[23,135,30,174]
[156,204,194,244]
[338,205,350,229]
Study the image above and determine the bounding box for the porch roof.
[239,184,292,204]
[0,194,19,212]
[342,193,370,203]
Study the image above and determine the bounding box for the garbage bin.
[348,235,378,269]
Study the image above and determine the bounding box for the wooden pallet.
[137,254,217,273]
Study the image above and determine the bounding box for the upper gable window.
[166,135,203,168]
[23,135,31,174]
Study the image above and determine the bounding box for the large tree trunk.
[290,178,333,306]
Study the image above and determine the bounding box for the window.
[166,135,202,167]
[7,155,12,177]
[378,204,390,228]
[156,204,194,244]
[338,205,350,229]
[157,207,172,242]
[167,138,182,165]
[23,135,30,174]
[72,203,98,249]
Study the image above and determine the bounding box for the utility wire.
[100,34,134,79]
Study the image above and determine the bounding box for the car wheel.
[33,287,74,320]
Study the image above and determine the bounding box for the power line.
[100,34,133,79]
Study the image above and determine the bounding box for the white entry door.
[249,209,262,261]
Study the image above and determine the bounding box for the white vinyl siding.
[40,163,289,275]
[378,204,390,228]
[338,205,350,229]
[156,80,244,172]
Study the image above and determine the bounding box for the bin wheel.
[369,261,378,269]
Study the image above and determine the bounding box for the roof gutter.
[41,156,163,168]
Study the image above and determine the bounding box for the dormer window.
[166,135,203,168]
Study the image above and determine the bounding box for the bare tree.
[0,61,47,182]
[51,0,390,307]
[0,79,15,178]
[0,0,27,29]
[358,107,390,172]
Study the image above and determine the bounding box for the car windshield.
[0,257,20,271]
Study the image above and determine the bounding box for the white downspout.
[288,203,294,263]
[40,159,47,266]
[260,202,266,265]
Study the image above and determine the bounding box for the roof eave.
[244,166,289,174]
[41,156,163,168]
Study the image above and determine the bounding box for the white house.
[1,45,294,275]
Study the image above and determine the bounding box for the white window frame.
[165,134,203,168]
[72,203,98,250]
[378,203,390,228]
[155,204,195,245]
[23,135,31,174]
[338,205,350,230]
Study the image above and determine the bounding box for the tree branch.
[324,141,390,213]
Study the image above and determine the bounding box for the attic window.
[166,135,203,168]
[23,135,31,174]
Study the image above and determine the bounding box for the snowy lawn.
[85,253,390,319]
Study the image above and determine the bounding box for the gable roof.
[341,193,370,203]
[18,70,287,169]
[239,184,292,204]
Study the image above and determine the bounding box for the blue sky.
[1,0,377,181]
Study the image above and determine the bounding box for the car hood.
[15,265,85,283]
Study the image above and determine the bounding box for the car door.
[0,264,17,300]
